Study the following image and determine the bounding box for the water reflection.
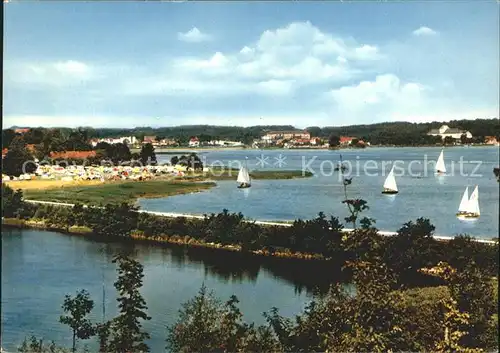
[82,235,344,295]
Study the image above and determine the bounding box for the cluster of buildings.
[427,125,473,140]
[257,130,326,148]
[90,136,138,147]
[188,137,244,148]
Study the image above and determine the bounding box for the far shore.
[131,143,498,154]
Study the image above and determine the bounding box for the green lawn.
[207,168,313,180]
[24,180,216,205]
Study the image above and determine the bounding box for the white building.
[189,137,200,147]
[91,136,137,147]
[427,125,472,140]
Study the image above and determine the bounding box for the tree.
[170,156,179,166]
[59,290,96,352]
[460,134,469,145]
[91,203,138,238]
[2,184,24,218]
[167,284,276,352]
[306,126,322,137]
[108,254,151,353]
[384,218,439,284]
[444,136,455,145]
[328,134,340,147]
[2,136,36,176]
[2,128,17,148]
[140,143,156,165]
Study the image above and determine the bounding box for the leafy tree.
[140,143,156,165]
[91,203,138,238]
[59,290,96,352]
[384,218,439,284]
[2,136,36,176]
[328,134,340,147]
[107,254,151,353]
[444,136,455,145]
[170,156,179,165]
[306,126,322,137]
[167,284,278,352]
[2,128,17,148]
[2,184,24,218]
[17,335,70,353]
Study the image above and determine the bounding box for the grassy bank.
[207,168,313,180]
[23,180,216,205]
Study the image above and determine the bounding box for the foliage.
[383,218,440,284]
[167,284,279,352]
[17,336,70,353]
[2,136,36,176]
[328,134,340,147]
[94,142,131,164]
[174,153,204,170]
[2,184,24,218]
[59,290,95,352]
[106,254,151,353]
[139,143,156,165]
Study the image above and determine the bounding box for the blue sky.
[3,1,499,128]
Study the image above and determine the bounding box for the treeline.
[314,118,500,145]
[3,185,498,284]
[5,118,498,148]
[3,184,498,352]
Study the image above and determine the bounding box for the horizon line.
[5,116,500,130]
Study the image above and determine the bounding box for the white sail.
[436,150,446,173]
[466,185,480,215]
[237,167,251,184]
[383,166,398,192]
[458,187,469,213]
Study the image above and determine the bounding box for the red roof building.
[14,128,30,134]
[50,151,97,159]
[340,136,357,145]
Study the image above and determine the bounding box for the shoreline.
[1,219,326,261]
[137,144,498,153]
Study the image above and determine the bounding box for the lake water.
[144,146,499,239]
[1,228,341,352]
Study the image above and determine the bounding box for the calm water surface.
[147,147,499,239]
[1,228,338,352]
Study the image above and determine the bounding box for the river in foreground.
[1,228,341,352]
[146,147,499,239]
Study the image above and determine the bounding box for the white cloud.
[412,26,438,36]
[5,60,98,87]
[329,74,428,121]
[177,27,212,43]
[164,21,379,91]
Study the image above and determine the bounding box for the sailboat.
[457,185,480,219]
[456,186,469,217]
[382,166,398,194]
[435,149,446,174]
[237,160,251,189]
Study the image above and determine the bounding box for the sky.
[3,1,499,128]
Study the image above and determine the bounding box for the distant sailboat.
[382,166,398,194]
[237,160,251,189]
[435,149,446,174]
[457,185,480,219]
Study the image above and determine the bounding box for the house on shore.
[189,137,200,147]
[339,136,357,146]
[427,125,472,140]
[485,136,499,145]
